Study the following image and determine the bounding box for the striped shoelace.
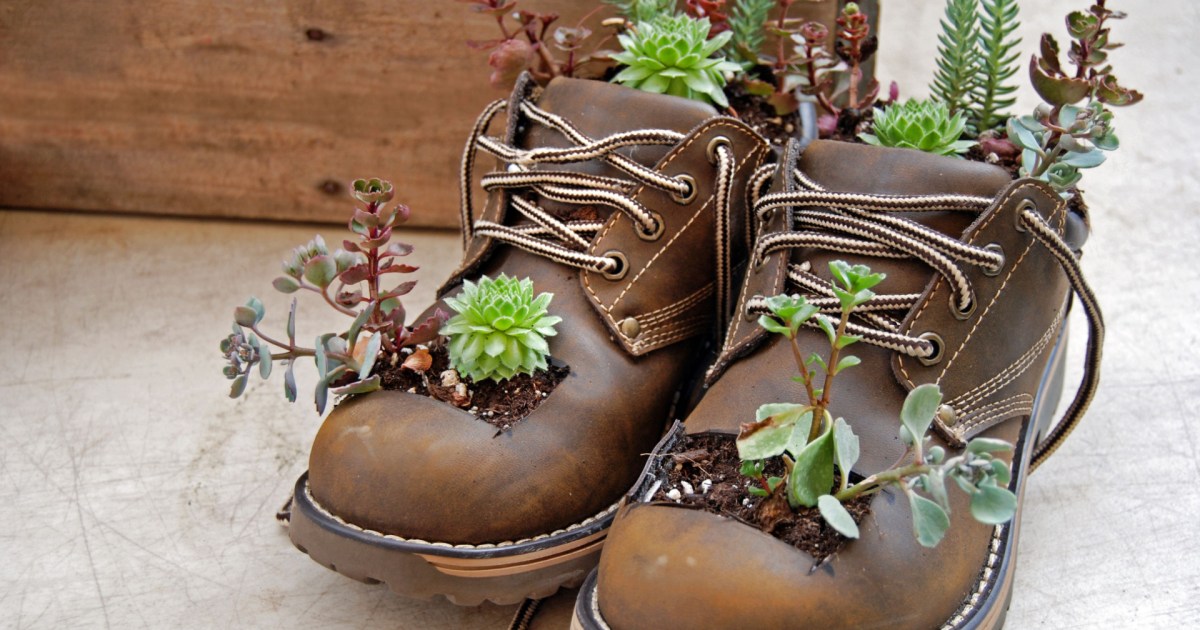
[458,97,740,330]
[743,166,1103,470]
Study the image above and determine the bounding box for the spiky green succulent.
[441,275,562,383]
[859,100,975,157]
[612,14,741,107]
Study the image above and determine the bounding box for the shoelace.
[744,167,1103,471]
[458,97,740,330]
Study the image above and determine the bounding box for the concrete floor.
[2,1,1198,628]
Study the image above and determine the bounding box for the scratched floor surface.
[2,1,1198,628]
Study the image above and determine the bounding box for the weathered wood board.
[0,0,848,227]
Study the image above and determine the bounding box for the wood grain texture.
[0,0,592,227]
[0,0,845,227]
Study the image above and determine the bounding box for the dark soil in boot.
[651,433,871,562]
[375,344,569,431]
[727,82,802,150]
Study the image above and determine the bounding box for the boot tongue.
[795,140,1013,295]
[516,77,718,220]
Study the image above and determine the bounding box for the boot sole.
[288,473,616,606]
[572,323,1071,629]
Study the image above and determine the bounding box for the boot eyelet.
[918,332,944,366]
[982,243,1005,277]
[706,136,732,165]
[950,292,977,320]
[601,250,628,281]
[1015,200,1036,232]
[671,175,698,205]
[635,211,665,241]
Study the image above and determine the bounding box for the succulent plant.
[612,14,741,107]
[930,0,981,117]
[1007,0,1140,195]
[859,100,975,156]
[221,178,446,414]
[604,0,678,24]
[441,275,562,383]
[737,261,1016,547]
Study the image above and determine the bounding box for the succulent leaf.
[441,274,560,383]
[612,14,741,107]
[859,100,975,156]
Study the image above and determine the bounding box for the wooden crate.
[0,1,855,228]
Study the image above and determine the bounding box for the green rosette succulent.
[859,100,975,157]
[441,275,562,383]
[612,14,741,107]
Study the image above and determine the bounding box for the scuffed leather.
[307,78,769,544]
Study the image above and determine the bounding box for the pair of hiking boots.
[285,74,1102,629]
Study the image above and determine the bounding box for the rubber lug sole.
[288,474,614,606]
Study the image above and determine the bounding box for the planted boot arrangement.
[217,1,1137,625]
[285,74,771,605]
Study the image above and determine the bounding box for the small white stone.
[700,479,713,494]
[666,488,682,501]
[441,370,461,387]
[742,497,751,507]
[406,387,416,393]
[680,481,694,495]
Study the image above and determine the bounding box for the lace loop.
[747,167,1103,469]
[457,95,741,334]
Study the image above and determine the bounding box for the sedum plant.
[1007,0,1141,195]
[736,261,1017,546]
[441,274,562,383]
[930,0,981,117]
[604,0,677,23]
[220,179,447,413]
[929,0,1022,133]
[612,13,742,107]
[970,0,1022,132]
[724,0,774,69]
[859,99,975,156]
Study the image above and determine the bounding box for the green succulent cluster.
[860,100,975,157]
[736,261,1017,548]
[441,275,562,383]
[612,14,742,107]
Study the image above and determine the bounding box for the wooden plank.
[0,1,598,227]
[0,1,846,227]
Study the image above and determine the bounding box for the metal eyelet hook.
[671,175,697,205]
[950,291,977,320]
[1015,199,1036,233]
[636,211,665,242]
[982,243,1005,277]
[918,332,944,366]
[601,251,629,281]
[706,136,732,165]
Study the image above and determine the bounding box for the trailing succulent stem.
[969,0,1021,131]
[735,261,1017,546]
[441,274,562,383]
[221,179,447,414]
[930,0,981,117]
[1008,0,1141,194]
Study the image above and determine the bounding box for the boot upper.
[307,76,770,545]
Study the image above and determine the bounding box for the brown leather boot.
[573,139,1103,629]
[285,74,770,605]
